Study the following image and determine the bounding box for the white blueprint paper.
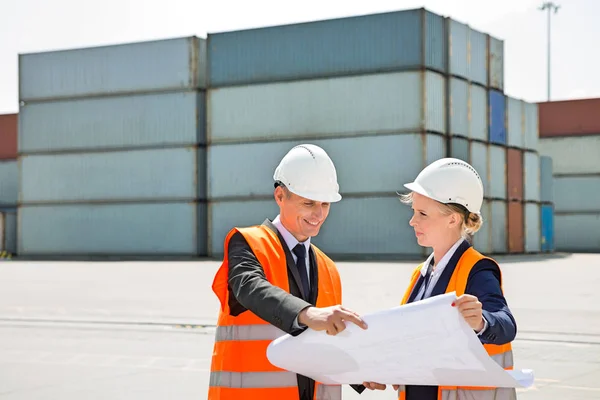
[266,292,534,388]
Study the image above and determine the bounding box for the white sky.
[0,0,598,114]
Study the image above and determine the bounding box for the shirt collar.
[272,215,311,253]
[420,238,465,277]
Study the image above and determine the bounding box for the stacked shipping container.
[0,114,18,254]
[443,20,543,255]
[207,8,453,258]
[11,8,551,258]
[538,98,600,252]
[17,37,208,256]
[206,8,545,258]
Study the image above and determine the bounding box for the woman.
[363,158,518,400]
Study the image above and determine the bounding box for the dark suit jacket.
[226,219,365,399]
[401,240,518,400]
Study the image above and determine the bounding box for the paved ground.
[0,252,599,399]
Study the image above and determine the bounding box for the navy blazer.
[402,240,517,400]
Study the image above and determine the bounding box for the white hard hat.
[403,158,484,214]
[273,144,342,203]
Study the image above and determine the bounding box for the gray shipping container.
[469,84,487,141]
[449,77,469,137]
[450,137,469,162]
[553,176,600,212]
[208,70,446,143]
[540,155,553,203]
[208,8,446,87]
[20,37,207,101]
[524,202,541,253]
[468,28,487,86]
[20,147,205,204]
[18,202,207,256]
[491,200,507,253]
[448,18,469,79]
[487,35,504,91]
[523,102,539,151]
[208,197,424,258]
[555,213,600,252]
[0,211,17,254]
[489,145,507,199]
[19,91,206,153]
[507,97,524,148]
[539,136,600,174]
[472,199,492,254]
[208,133,446,200]
[524,151,541,202]
[0,160,18,205]
[470,141,489,196]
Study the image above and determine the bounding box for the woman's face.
[408,192,460,247]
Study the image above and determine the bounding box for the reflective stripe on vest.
[209,225,343,400]
[397,247,516,400]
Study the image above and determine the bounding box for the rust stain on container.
[507,201,524,253]
[506,148,523,201]
[0,114,17,160]
[538,98,600,137]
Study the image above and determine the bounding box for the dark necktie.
[292,243,310,300]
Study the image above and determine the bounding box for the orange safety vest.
[208,225,343,400]
[397,247,517,400]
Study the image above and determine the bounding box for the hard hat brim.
[403,182,443,204]
[289,188,342,203]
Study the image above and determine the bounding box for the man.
[209,144,368,400]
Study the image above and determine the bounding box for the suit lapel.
[261,219,308,301]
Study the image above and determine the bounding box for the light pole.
[539,2,560,101]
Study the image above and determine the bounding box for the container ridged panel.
[208,71,446,143]
[316,196,424,257]
[555,213,600,252]
[1,211,16,254]
[489,90,507,145]
[553,176,600,212]
[469,84,487,141]
[19,92,206,153]
[448,19,468,79]
[539,136,600,174]
[525,203,541,253]
[20,37,206,101]
[491,200,507,253]
[523,102,539,151]
[488,36,504,91]
[0,161,18,205]
[472,200,491,254]
[540,156,553,203]
[208,133,445,200]
[20,147,205,203]
[450,137,469,162]
[489,146,506,199]
[208,200,280,255]
[468,28,487,86]
[541,204,554,252]
[18,203,206,255]
[426,134,447,165]
[424,11,447,74]
[507,97,523,148]
[470,142,489,196]
[523,152,540,202]
[508,201,524,253]
[449,77,469,137]
[208,9,447,87]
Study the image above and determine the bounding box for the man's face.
[274,186,331,242]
